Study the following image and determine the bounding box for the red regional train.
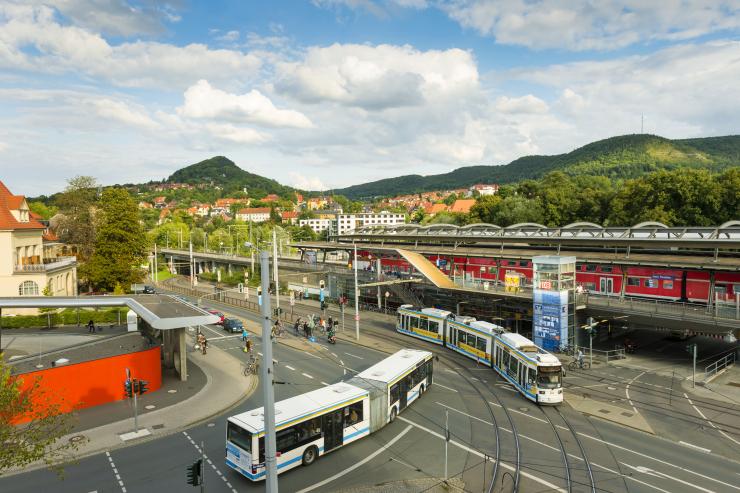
[358,251,740,305]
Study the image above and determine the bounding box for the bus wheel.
[302,446,319,466]
[390,406,397,422]
[419,385,425,397]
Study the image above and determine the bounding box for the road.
[2,291,739,492]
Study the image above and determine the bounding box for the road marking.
[591,461,672,493]
[344,352,364,360]
[305,351,322,359]
[340,359,346,375]
[296,426,413,493]
[331,352,338,358]
[684,392,740,446]
[285,365,296,371]
[302,372,314,379]
[444,369,457,374]
[679,441,711,453]
[105,452,127,493]
[470,377,479,382]
[321,381,330,386]
[622,463,716,493]
[183,432,237,493]
[433,383,458,393]
[397,416,565,493]
[504,406,548,423]
[625,370,646,414]
[437,402,492,426]
[578,431,740,491]
[200,325,226,338]
[206,334,241,341]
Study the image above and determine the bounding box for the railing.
[586,294,740,321]
[704,351,736,380]
[13,256,76,273]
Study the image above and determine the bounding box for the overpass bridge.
[159,247,739,338]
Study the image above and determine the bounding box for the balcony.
[14,256,77,273]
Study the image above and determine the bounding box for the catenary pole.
[354,243,359,341]
[273,229,279,314]
[260,251,279,492]
[189,241,194,290]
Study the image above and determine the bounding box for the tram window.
[537,370,561,389]
[458,331,468,346]
[488,266,496,274]
[502,351,510,370]
[585,264,597,272]
[409,316,419,329]
[518,260,528,267]
[601,266,613,273]
[508,354,517,376]
[419,318,429,332]
[428,320,439,334]
[528,368,536,385]
[476,337,486,352]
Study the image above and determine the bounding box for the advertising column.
[532,256,576,351]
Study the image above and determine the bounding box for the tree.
[82,188,148,291]
[443,193,457,206]
[28,201,58,220]
[54,176,99,262]
[0,359,84,475]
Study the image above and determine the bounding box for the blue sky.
[1,0,739,195]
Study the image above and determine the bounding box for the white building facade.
[337,212,406,235]
[235,208,271,223]
[299,218,333,234]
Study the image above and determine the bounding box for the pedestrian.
[201,336,208,355]
[242,326,249,342]
[576,348,584,369]
[303,321,309,338]
[244,337,253,353]
[328,316,333,329]
[87,319,95,333]
[294,318,301,336]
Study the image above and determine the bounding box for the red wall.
[12,347,161,424]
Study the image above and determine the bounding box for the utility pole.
[354,243,359,341]
[200,441,205,493]
[273,229,280,314]
[376,257,382,309]
[260,251,278,492]
[189,241,194,290]
[154,243,158,283]
[691,343,697,388]
[444,409,449,481]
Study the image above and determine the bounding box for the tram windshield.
[537,367,562,388]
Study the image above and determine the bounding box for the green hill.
[167,156,293,197]
[331,134,740,199]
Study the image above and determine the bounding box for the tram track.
[541,407,596,493]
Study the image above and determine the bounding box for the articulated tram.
[397,305,563,404]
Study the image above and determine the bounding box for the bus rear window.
[227,422,252,453]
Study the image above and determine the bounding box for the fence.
[586,294,740,322]
[704,351,736,381]
[583,347,626,366]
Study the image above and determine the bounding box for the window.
[645,279,658,288]
[476,336,487,352]
[585,264,597,272]
[488,266,496,274]
[519,260,528,267]
[627,278,641,287]
[428,320,439,334]
[227,423,252,453]
[663,280,673,289]
[601,266,613,273]
[19,281,39,296]
[390,383,400,404]
[344,401,364,427]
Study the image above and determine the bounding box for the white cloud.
[288,171,325,190]
[205,123,269,144]
[495,95,549,114]
[441,0,740,51]
[0,4,261,88]
[93,98,159,129]
[276,43,478,109]
[178,80,314,129]
[0,141,8,152]
[216,30,240,42]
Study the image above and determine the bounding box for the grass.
[154,269,175,281]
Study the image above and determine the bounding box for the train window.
[601,266,613,273]
[585,264,597,272]
[488,266,496,274]
[645,279,658,288]
[663,280,673,289]
[390,384,399,404]
[518,260,528,267]
[458,330,467,346]
[507,354,518,376]
[527,368,536,385]
[627,278,640,287]
[409,316,419,329]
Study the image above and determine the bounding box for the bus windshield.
[537,368,561,389]
[227,422,252,453]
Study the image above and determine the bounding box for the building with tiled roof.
[0,181,77,310]
[449,199,476,214]
[236,207,271,223]
[281,211,299,225]
[424,203,448,216]
[262,194,280,203]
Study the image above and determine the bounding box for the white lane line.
[579,431,740,491]
[341,359,346,375]
[305,351,322,359]
[433,383,459,393]
[592,461,672,493]
[679,441,711,454]
[437,402,492,426]
[285,365,296,371]
[296,426,413,493]
[444,369,457,374]
[321,381,330,386]
[622,463,716,493]
[200,325,226,338]
[302,372,314,379]
[684,392,740,446]
[625,371,646,414]
[105,452,127,493]
[505,406,548,424]
[397,416,565,493]
[182,432,237,493]
[344,352,364,360]
[206,334,241,341]
[331,352,338,358]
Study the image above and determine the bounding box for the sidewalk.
[5,330,257,476]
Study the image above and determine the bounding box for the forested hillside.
[332,134,740,199]
[167,156,294,197]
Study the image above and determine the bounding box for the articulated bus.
[397,305,562,404]
[226,349,433,481]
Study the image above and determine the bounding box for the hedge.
[0,307,129,329]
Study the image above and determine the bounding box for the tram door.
[600,278,613,294]
[322,410,344,452]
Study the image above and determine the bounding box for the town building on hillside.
[337,212,405,235]
[299,218,333,234]
[281,211,299,225]
[158,208,171,224]
[0,181,77,312]
[138,201,153,209]
[153,196,167,208]
[236,207,271,223]
[294,192,304,205]
[424,203,448,217]
[306,197,329,210]
[262,194,280,203]
[467,183,499,196]
[449,199,476,214]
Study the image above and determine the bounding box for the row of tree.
[465,168,738,227]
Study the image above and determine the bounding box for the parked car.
[208,309,225,325]
[223,318,244,333]
[143,285,156,294]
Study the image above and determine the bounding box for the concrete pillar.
[162,330,174,369]
[228,263,233,275]
[211,260,216,272]
[176,327,187,381]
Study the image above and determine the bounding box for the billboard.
[533,289,568,351]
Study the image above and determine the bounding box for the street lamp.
[384,290,390,312]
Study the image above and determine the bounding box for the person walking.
[242,326,249,342]
[244,337,253,354]
[87,319,95,333]
[294,318,301,336]
[576,348,584,369]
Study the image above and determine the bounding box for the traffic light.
[124,379,133,399]
[138,379,149,395]
[186,459,202,486]
[238,282,244,293]
[319,279,325,289]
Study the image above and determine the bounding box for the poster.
[533,289,568,351]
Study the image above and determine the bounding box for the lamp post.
[354,243,359,341]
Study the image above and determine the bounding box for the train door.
[322,409,344,452]
[600,277,613,294]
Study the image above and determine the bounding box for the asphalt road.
[2,293,739,493]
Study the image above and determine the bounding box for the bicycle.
[567,359,590,371]
[243,354,260,376]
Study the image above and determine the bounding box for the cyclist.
[576,349,584,369]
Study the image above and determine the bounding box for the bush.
[1,308,129,329]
